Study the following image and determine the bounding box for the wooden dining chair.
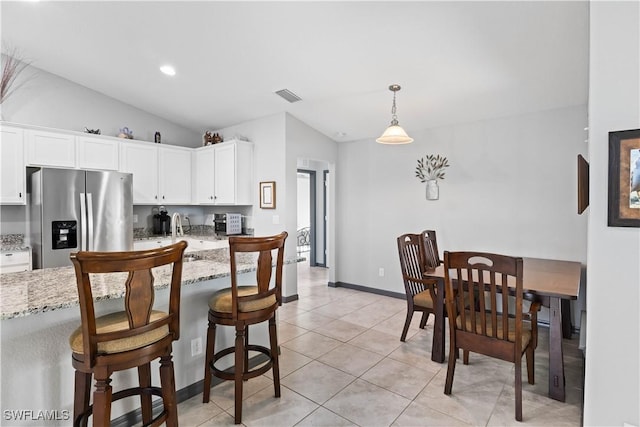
[397,233,438,342]
[202,232,287,424]
[443,251,540,422]
[69,240,188,427]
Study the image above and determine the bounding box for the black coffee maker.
[152,206,171,235]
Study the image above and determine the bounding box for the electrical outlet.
[191,338,202,357]
[379,267,385,277]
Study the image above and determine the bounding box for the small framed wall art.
[260,181,276,209]
[608,129,640,227]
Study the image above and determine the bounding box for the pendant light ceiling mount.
[376,84,413,145]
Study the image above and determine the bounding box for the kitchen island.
[0,238,302,426]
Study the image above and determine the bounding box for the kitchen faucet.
[171,212,184,243]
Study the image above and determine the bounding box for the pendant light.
[376,84,413,144]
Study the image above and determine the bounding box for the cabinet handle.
[162,195,165,200]
[155,195,158,199]
[19,192,22,198]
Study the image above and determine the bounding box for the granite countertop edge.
[0,247,305,320]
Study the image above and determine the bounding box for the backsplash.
[133,225,217,239]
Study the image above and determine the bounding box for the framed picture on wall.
[260,181,276,209]
[608,129,640,227]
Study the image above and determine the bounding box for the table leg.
[431,278,445,363]
[548,296,566,401]
[561,299,573,339]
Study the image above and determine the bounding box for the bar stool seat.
[69,241,187,427]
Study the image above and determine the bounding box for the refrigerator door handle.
[87,193,94,251]
[80,193,87,251]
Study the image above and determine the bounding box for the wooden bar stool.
[69,241,187,427]
[202,232,287,424]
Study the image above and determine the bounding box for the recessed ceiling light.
[160,65,176,76]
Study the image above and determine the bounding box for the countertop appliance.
[29,168,133,269]
[214,213,243,235]
[152,206,171,235]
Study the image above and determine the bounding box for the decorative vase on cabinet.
[426,180,439,200]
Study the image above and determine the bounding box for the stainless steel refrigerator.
[29,168,133,269]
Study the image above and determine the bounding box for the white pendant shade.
[376,124,414,144]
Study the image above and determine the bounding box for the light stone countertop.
[0,245,302,320]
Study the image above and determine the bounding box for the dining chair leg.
[444,345,457,395]
[159,353,178,427]
[269,315,281,398]
[515,357,523,421]
[202,321,216,403]
[400,306,413,342]
[137,362,153,424]
[419,311,429,329]
[526,346,535,385]
[463,350,470,365]
[73,370,91,427]
[234,324,245,424]
[92,371,112,427]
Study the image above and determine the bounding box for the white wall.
[336,105,588,325]
[584,2,640,425]
[0,59,201,146]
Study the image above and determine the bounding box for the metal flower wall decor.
[415,154,450,182]
[415,154,450,200]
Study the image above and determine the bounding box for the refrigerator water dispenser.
[52,220,78,250]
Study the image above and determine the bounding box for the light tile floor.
[178,262,584,426]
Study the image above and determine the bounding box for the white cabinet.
[193,146,216,203]
[120,141,159,204]
[0,125,26,205]
[26,129,76,168]
[120,141,192,204]
[193,140,253,205]
[76,135,120,171]
[158,145,192,204]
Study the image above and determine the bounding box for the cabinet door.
[158,145,192,204]
[214,143,236,204]
[26,129,76,168]
[120,142,158,204]
[193,147,215,204]
[0,125,26,204]
[77,135,120,171]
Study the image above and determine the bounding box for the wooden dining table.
[424,256,582,402]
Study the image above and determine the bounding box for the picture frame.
[608,129,640,227]
[259,181,276,209]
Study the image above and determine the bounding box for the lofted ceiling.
[1,1,589,142]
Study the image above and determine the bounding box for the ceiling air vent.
[275,89,302,103]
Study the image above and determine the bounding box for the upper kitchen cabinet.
[25,128,76,168]
[120,140,191,204]
[158,145,192,204]
[120,141,159,204]
[193,139,253,205]
[0,125,26,205]
[76,135,120,171]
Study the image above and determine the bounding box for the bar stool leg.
[202,321,216,403]
[234,324,245,424]
[160,353,178,427]
[92,372,112,427]
[269,315,281,398]
[138,363,153,424]
[73,371,91,427]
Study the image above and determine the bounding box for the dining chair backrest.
[444,251,524,349]
[398,234,434,298]
[421,229,441,271]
